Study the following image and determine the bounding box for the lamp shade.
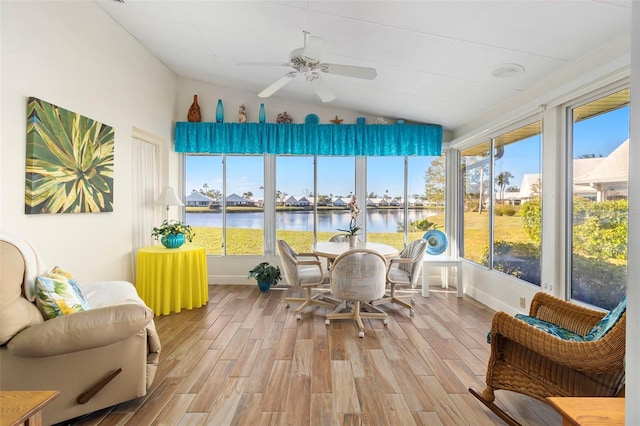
[156,187,184,207]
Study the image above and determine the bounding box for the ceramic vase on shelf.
[161,234,185,249]
[187,95,201,122]
[259,103,266,123]
[349,235,358,248]
[216,99,224,123]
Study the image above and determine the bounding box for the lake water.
[186,209,439,233]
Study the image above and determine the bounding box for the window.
[460,120,542,285]
[186,153,443,255]
[275,156,315,254]
[185,155,223,255]
[185,154,264,255]
[492,122,542,285]
[461,141,491,266]
[568,88,629,309]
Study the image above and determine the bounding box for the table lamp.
[156,186,184,221]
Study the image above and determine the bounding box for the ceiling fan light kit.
[256,31,377,103]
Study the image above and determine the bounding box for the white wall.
[0,1,176,283]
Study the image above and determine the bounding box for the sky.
[185,105,629,199]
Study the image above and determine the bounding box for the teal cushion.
[584,296,626,341]
[513,314,584,342]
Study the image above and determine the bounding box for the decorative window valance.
[174,122,442,156]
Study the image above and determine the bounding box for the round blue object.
[161,233,185,249]
[423,230,447,255]
[305,113,319,124]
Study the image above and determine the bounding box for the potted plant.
[337,195,361,247]
[151,219,195,249]
[248,262,282,292]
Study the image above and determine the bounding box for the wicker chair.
[470,292,626,426]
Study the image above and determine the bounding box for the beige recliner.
[0,235,161,425]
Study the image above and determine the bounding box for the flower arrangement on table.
[338,195,361,236]
[151,220,195,248]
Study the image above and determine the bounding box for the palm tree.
[496,171,513,204]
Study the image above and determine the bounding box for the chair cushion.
[388,267,411,283]
[514,314,584,342]
[584,296,626,341]
[35,267,90,319]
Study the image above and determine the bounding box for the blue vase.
[216,99,224,123]
[259,103,266,123]
[257,280,271,292]
[161,234,185,249]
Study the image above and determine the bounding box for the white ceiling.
[96,0,631,132]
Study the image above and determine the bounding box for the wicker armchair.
[470,292,626,426]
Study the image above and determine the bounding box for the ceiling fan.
[254,31,377,103]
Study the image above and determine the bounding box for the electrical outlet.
[520,297,526,309]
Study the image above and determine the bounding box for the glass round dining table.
[312,241,399,260]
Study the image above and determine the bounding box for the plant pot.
[161,234,185,249]
[257,280,271,292]
[349,235,358,248]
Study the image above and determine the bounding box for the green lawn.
[190,212,533,257]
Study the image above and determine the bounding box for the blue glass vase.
[259,103,266,123]
[216,99,224,123]
[161,234,185,249]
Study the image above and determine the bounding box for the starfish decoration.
[330,115,343,124]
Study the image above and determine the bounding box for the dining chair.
[277,239,336,320]
[328,234,348,242]
[371,239,427,316]
[325,248,388,338]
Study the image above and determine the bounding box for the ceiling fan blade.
[236,61,289,67]
[258,72,297,98]
[303,36,327,61]
[321,63,377,80]
[310,75,336,103]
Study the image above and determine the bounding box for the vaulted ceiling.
[96,0,631,132]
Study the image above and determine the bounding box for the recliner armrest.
[7,303,154,357]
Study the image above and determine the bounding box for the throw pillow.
[514,314,584,342]
[35,267,90,320]
[584,296,626,341]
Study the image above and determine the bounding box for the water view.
[186,209,439,233]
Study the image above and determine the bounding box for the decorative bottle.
[187,95,201,122]
[259,103,266,123]
[216,99,224,123]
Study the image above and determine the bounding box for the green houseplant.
[151,219,195,249]
[248,262,282,292]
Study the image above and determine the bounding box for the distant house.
[574,139,629,201]
[226,193,253,206]
[332,197,348,207]
[186,191,216,207]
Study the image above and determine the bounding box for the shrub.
[521,199,541,245]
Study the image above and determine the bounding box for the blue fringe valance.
[174,122,442,156]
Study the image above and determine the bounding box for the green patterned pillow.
[35,267,90,320]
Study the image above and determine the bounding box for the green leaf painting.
[25,97,114,214]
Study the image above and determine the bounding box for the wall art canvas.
[25,97,114,214]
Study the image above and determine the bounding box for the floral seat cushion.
[513,314,584,341]
[486,314,584,344]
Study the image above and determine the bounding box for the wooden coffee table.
[0,390,59,426]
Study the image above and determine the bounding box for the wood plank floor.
[67,285,561,425]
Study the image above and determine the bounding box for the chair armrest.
[7,303,154,358]
[389,258,414,265]
[297,252,320,260]
[529,292,604,335]
[490,311,625,372]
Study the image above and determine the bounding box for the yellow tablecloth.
[136,244,208,315]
